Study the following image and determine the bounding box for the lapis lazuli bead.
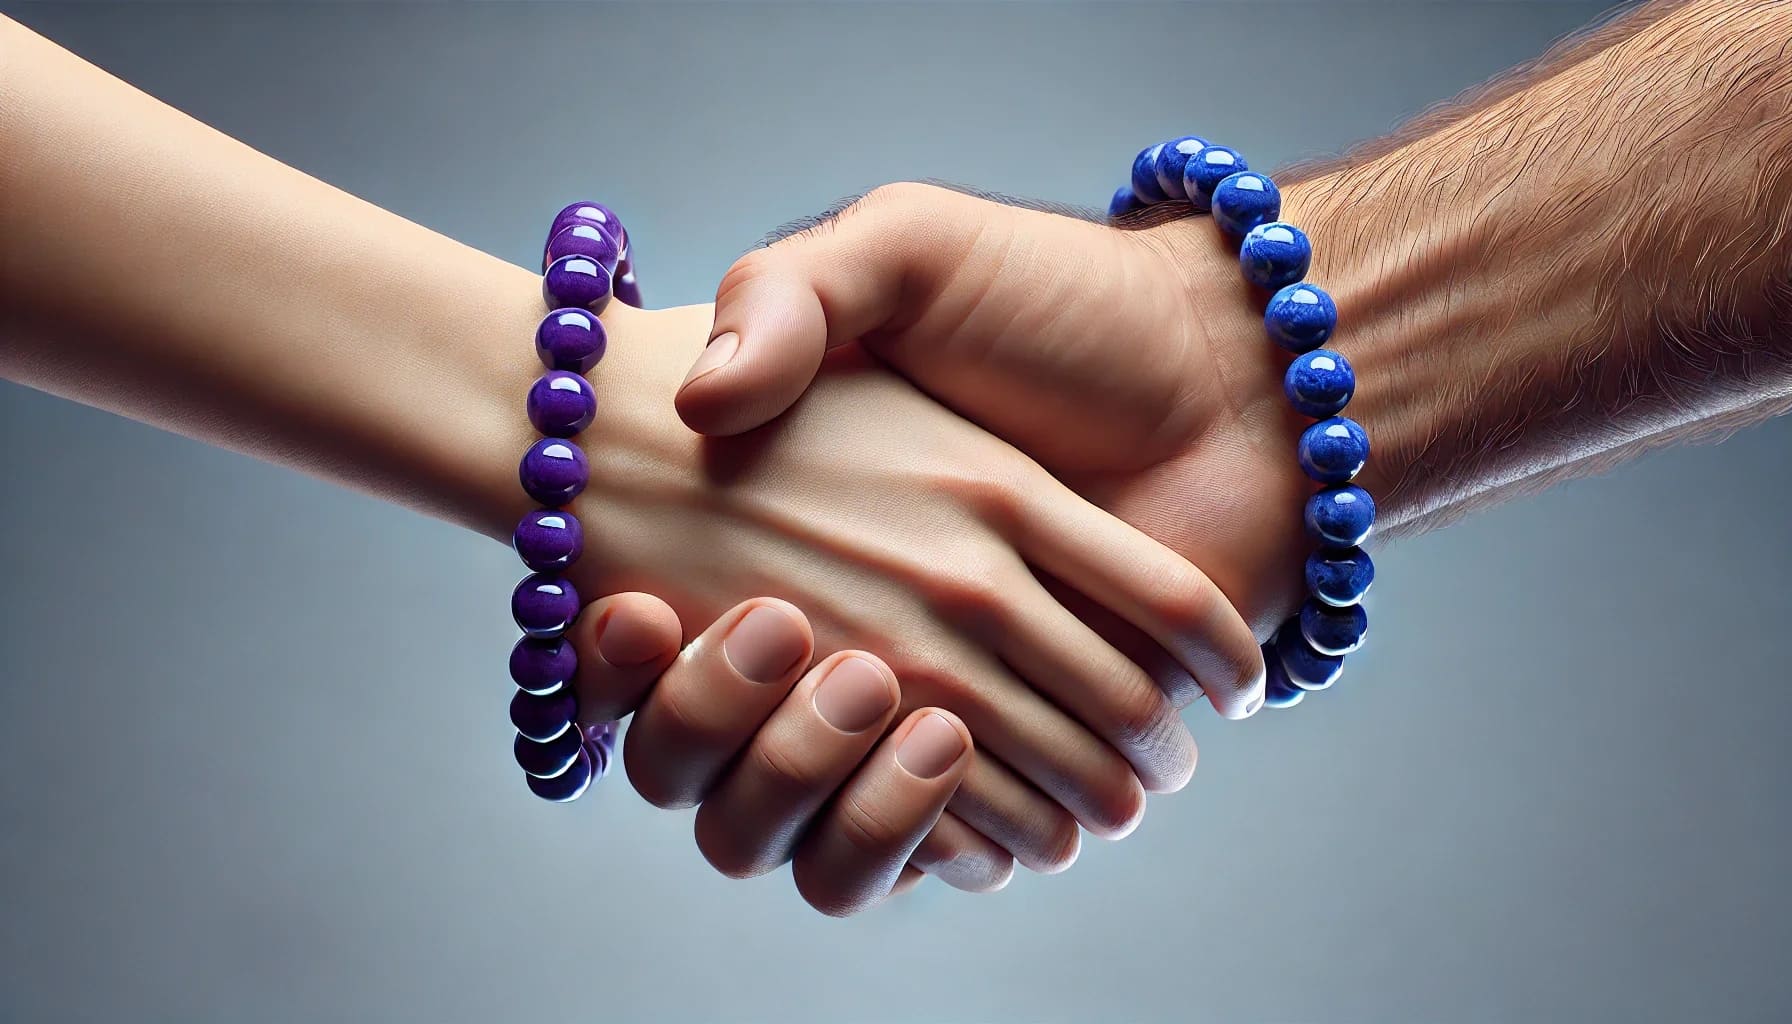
[1211,172,1282,237]
[513,509,584,573]
[1305,546,1375,607]
[519,438,588,506]
[527,746,595,802]
[1182,146,1247,211]
[1298,417,1370,484]
[1108,185,1142,220]
[1276,625,1344,691]
[543,254,612,313]
[545,224,621,275]
[509,636,575,694]
[1152,136,1208,199]
[1239,222,1312,289]
[511,686,578,743]
[613,259,643,308]
[535,308,608,374]
[1285,350,1355,418]
[1300,598,1368,656]
[1262,646,1305,709]
[1305,484,1376,547]
[515,725,584,778]
[1265,283,1337,353]
[527,371,597,438]
[1131,143,1170,203]
[512,573,581,639]
[550,202,625,249]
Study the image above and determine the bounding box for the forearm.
[0,17,536,538]
[1282,0,1792,533]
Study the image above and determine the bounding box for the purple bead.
[1285,349,1356,419]
[515,726,583,778]
[512,509,584,572]
[535,308,608,374]
[1153,136,1209,200]
[1108,185,1142,220]
[526,371,597,437]
[1265,283,1337,353]
[512,572,581,638]
[1276,625,1344,692]
[543,254,612,314]
[1238,222,1312,290]
[1300,598,1368,656]
[526,746,594,802]
[1131,143,1170,203]
[509,636,575,694]
[1304,484,1376,548]
[550,202,626,249]
[1305,546,1375,607]
[1298,417,1370,484]
[519,438,587,506]
[1262,645,1305,709]
[511,686,578,742]
[1211,172,1282,237]
[612,260,642,308]
[582,720,618,754]
[1182,145,1247,211]
[545,224,621,275]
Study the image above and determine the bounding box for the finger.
[1012,473,1267,720]
[793,709,973,918]
[949,752,1081,874]
[889,866,925,899]
[624,599,815,809]
[693,651,901,879]
[907,811,1014,893]
[677,182,976,436]
[564,591,684,723]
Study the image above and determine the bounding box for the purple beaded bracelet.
[507,201,641,802]
[1111,140,1375,711]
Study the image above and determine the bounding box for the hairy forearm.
[0,17,539,537]
[1283,0,1792,533]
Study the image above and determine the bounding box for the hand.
[500,299,1264,875]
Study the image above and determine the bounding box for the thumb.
[675,183,961,436]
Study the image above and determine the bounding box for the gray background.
[3,2,1786,1022]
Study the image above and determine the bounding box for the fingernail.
[681,331,740,389]
[595,610,662,668]
[723,605,807,684]
[895,713,966,779]
[812,657,894,733]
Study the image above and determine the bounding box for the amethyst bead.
[1108,185,1142,220]
[1276,625,1344,692]
[515,726,584,778]
[543,255,613,313]
[1152,136,1209,200]
[527,746,595,802]
[526,371,597,437]
[1211,172,1282,238]
[1182,145,1247,211]
[546,223,621,274]
[535,308,608,374]
[612,262,643,308]
[1305,546,1375,607]
[512,509,584,572]
[512,573,581,638]
[1266,283,1337,353]
[1305,484,1376,548]
[549,202,625,249]
[1285,349,1355,418]
[519,438,588,506]
[1238,222,1312,290]
[1131,143,1170,203]
[1298,417,1370,484]
[511,687,578,742]
[1262,646,1306,709]
[1300,598,1368,656]
[509,636,576,694]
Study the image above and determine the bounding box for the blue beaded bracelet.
[1111,140,1375,711]
[505,201,637,801]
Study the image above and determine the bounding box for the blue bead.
[1211,173,1281,236]
[1300,598,1368,656]
[1131,143,1170,203]
[526,747,595,802]
[511,686,578,743]
[1108,185,1142,220]
[1238,222,1312,290]
[1305,546,1375,607]
[1276,626,1344,691]
[1152,136,1208,199]
[514,726,584,778]
[1305,484,1376,547]
[1262,645,1305,709]
[509,636,575,694]
[1181,146,1247,211]
[1284,349,1355,418]
[1298,417,1370,484]
[1265,283,1337,353]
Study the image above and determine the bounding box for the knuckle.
[748,740,834,805]
[921,553,1021,632]
[836,791,910,860]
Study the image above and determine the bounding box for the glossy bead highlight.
[1182,146,1247,211]
[511,687,578,743]
[1276,626,1344,691]
[1305,546,1375,607]
[543,254,613,313]
[1262,647,1306,709]
[1298,417,1370,484]
[1153,136,1209,199]
[535,308,607,373]
[514,726,584,778]
[1304,484,1376,548]
[1300,599,1368,656]
[1285,350,1355,418]
[528,746,596,802]
[509,636,575,694]
[511,573,581,639]
[526,371,597,437]
[545,223,621,275]
[513,509,584,572]
[519,438,588,506]
[1131,143,1170,203]
[1239,222,1312,289]
[1265,283,1337,353]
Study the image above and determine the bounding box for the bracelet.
[1111,141,1374,711]
[505,201,638,802]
